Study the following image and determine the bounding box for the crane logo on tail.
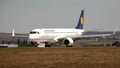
[80,17,84,24]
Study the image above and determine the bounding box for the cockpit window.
[30,31,39,34]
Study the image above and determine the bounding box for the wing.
[12,29,28,38]
[57,31,116,40]
[72,34,112,39]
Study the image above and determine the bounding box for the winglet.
[12,29,15,36]
[112,29,117,35]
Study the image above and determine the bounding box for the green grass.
[0,47,120,68]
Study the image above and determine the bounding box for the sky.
[0,0,120,33]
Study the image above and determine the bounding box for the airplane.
[12,10,116,47]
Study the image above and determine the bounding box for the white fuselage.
[28,28,84,43]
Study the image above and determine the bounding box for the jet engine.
[63,38,74,47]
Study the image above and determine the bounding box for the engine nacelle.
[63,38,74,46]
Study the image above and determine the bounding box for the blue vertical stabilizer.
[75,10,84,29]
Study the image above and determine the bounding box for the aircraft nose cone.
[29,34,39,39]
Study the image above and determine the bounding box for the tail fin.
[75,10,84,29]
